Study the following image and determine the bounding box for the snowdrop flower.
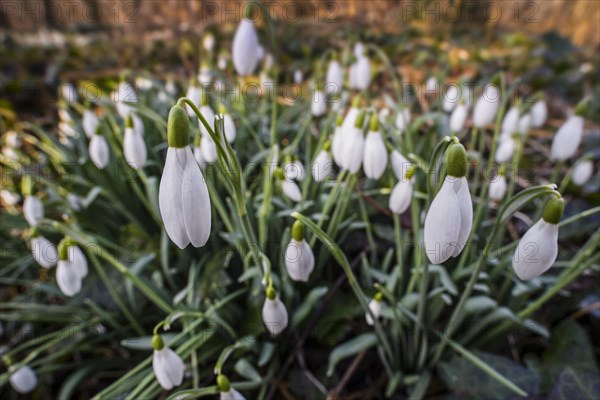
[332,98,361,167]
[489,172,507,202]
[512,197,563,280]
[363,114,388,179]
[294,69,303,85]
[220,108,237,143]
[89,131,110,169]
[262,287,288,335]
[395,106,411,133]
[501,106,520,135]
[67,193,82,211]
[123,115,147,168]
[443,85,460,112]
[473,82,500,128]
[340,110,366,174]
[115,81,138,119]
[531,99,547,127]
[352,56,371,91]
[5,131,21,147]
[572,158,593,186]
[152,334,185,390]
[278,169,302,202]
[518,113,532,135]
[31,229,58,269]
[199,99,215,138]
[353,42,365,58]
[23,195,44,227]
[185,83,201,117]
[56,238,88,297]
[389,165,415,215]
[449,101,469,132]
[82,109,99,138]
[218,55,228,71]
[1,189,20,206]
[551,102,587,161]
[326,58,343,95]
[284,159,305,181]
[424,143,473,264]
[200,134,217,164]
[59,121,78,138]
[203,32,215,52]
[313,141,334,182]
[426,76,438,92]
[495,136,516,163]
[365,292,383,326]
[232,16,262,76]
[193,144,205,169]
[9,365,37,394]
[61,82,78,102]
[312,90,327,117]
[285,221,315,282]
[218,374,246,400]
[159,105,211,248]
[390,150,410,181]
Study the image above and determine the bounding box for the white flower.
[153,342,185,390]
[285,238,314,282]
[5,131,21,147]
[443,85,460,112]
[58,108,72,123]
[124,126,147,168]
[132,114,145,137]
[200,134,217,163]
[89,134,110,169]
[518,113,531,135]
[223,114,236,142]
[1,189,20,206]
[365,298,382,326]
[395,107,411,133]
[281,179,302,202]
[9,365,37,394]
[489,175,507,201]
[551,115,584,161]
[193,145,205,169]
[218,56,228,70]
[185,86,201,117]
[203,33,215,52]
[221,389,246,400]
[82,110,99,138]
[501,106,520,135]
[262,293,288,335]
[59,121,78,138]
[115,82,138,118]
[31,235,58,268]
[199,105,215,138]
[389,177,414,215]
[284,160,305,181]
[311,90,327,117]
[512,219,558,280]
[353,42,365,58]
[473,84,500,128]
[68,245,88,279]
[353,56,371,91]
[340,122,365,174]
[530,100,547,127]
[495,138,516,163]
[61,83,78,102]
[56,257,82,297]
[332,107,359,167]
[449,102,468,132]
[313,149,334,182]
[326,60,343,95]
[232,19,261,76]
[426,76,438,92]
[23,195,44,226]
[363,130,388,179]
[294,69,303,85]
[572,159,593,186]
[390,150,410,180]
[67,193,82,211]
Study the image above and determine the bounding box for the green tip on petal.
[374,292,383,302]
[275,168,285,181]
[323,140,332,151]
[125,114,134,128]
[152,334,164,350]
[405,164,417,180]
[543,197,564,225]
[2,355,13,367]
[57,238,71,261]
[446,143,468,178]
[292,220,305,241]
[30,227,39,238]
[218,103,227,114]
[217,374,231,392]
[351,96,361,108]
[167,105,190,148]
[354,110,366,129]
[336,113,344,127]
[574,98,590,117]
[490,73,502,87]
[21,175,33,196]
[369,113,379,132]
[266,286,277,300]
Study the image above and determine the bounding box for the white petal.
[452,177,473,257]
[201,135,217,163]
[311,91,327,117]
[185,87,201,117]
[23,196,44,227]
[518,113,531,135]
[551,116,584,161]
[221,388,247,400]
[389,179,413,214]
[391,150,410,180]
[489,175,507,201]
[89,135,110,169]
[262,297,289,335]
[56,260,82,297]
[354,57,371,90]
[365,299,382,326]
[232,20,260,76]
[443,85,459,112]
[312,150,334,182]
[501,107,520,135]
[31,236,58,268]
[342,127,364,174]
[326,60,343,95]
[83,110,99,138]
[424,179,461,264]
[512,220,558,280]
[449,103,468,132]
[10,365,37,394]
[281,180,302,202]
[153,349,174,390]
[284,239,315,282]
[181,148,211,247]
[473,85,500,128]
[69,245,88,278]
[531,100,547,127]
[224,114,237,142]
[363,131,388,179]
[159,148,190,249]
[331,126,345,168]
[284,161,305,181]
[495,138,515,163]
[124,128,147,168]
[572,160,593,186]
[199,106,215,137]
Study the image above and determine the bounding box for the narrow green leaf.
[327,333,378,376]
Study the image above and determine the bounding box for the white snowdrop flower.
[512,198,563,280]
[495,137,516,163]
[1,189,20,206]
[58,108,72,123]
[426,76,438,92]
[332,102,360,167]
[9,365,37,394]
[193,145,205,169]
[390,150,410,181]
[353,42,365,58]
[223,113,236,143]
[378,108,390,122]
[531,99,547,127]
[23,195,44,227]
[232,18,261,76]
[199,103,215,138]
[203,33,215,52]
[159,105,212,249]
[218,55,228,70]
[312,90,327,117]
[285,221,315,282]
[218,375,246,400]
[61,83,77,102]
[572,159,593,186]
[551,115,584,161]
[294,69,303,85]
[89,133,110,169]
[165,79,177,95]
[340,110,366,174]
[262,287,288,335]
[518,113,532,135]
[31,233,58,269]
[313,144,334,182]
[59,121,78,138]
[501,106,520,135]
[68,244,88,279]
[135,77,153,91]
[365,293,383,326]
[473,83,500,128]
[123,116,147,168]
[449,101,469,132]
[115,82,138,119]
[185,85,201,117]
[5,131,21,147]
[443,85,460,112]
[67,193,82,211]
[281,179,302,203]
[132,113,145,137]
[395,107,411,133]
[389,166,415,215]
[424,143,473,264]
[82,110,99,138]
[198,67,212,87]
[56,239,86,297]
[284,159,305,181]
[152,334,185,390]
[353,56,371,91]
[326,59,343,95]
[489,174,507,202]
[200,134,217,164]
[363,115,388,179]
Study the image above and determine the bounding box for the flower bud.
[542,197,564,225]
[167,105,190,148]
[446,143,468,178]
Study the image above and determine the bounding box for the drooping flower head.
[30,227,58,269]
[232,7,263,76]
[551,98,588,161]
[123,114,147,168]
[363,113,388,180]
[340,109,366,174]
[152,334,185,390]
[56,237,88,297]
[473,76,501,128]
[313,140,334,182]
[365,292,383,326]
[262,286,288,335]
[218,374,246,400]
[285,220,315,282]
[389,164,416,215]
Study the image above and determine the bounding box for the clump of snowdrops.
[1,17,599,400]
